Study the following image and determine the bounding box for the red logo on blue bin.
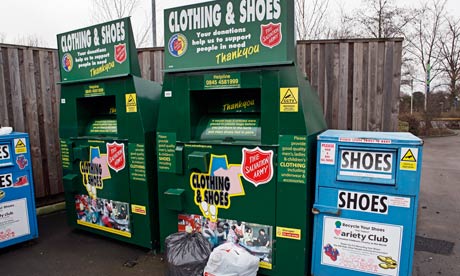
[62,53,73,72]
[241,147,273,187]
[260,22,282,48]
[115,43,127,64]
[106,142,125,172]
[168,34,187,57]
[16,155,28,169]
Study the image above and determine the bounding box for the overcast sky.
[1,0,460,48]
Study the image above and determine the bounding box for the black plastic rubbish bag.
[165,232,212,276]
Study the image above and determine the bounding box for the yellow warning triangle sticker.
[401,149,416,162]
[16,139,26,148]
[281,89,298,104]
[127,95,136,104]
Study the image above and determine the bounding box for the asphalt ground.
[412,132,460,276]
[0,132,458,276]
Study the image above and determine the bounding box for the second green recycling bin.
[58,18,162,249]
[157,0,327,275]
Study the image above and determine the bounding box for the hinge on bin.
[312,204,341,216]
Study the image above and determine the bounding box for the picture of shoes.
[324,243,340,261]
[13,176,29,187]
[378,255,398,269]
[379,262,398,269]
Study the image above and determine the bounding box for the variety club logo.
[62,53,73,72]
[114,43,127,64]
[241,147,274,187]
[334,221,342,236]
[168,33,188,57]
[260,22,282,48]
[190,155,245,222]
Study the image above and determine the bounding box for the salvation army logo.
[62,53,73,72]
[260,22,282,48]
[241,147,274,187]
[168,33,187,57]
[106,142,126,172]
[114,43,127,64]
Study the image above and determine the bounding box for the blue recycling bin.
[311,130,423,276]
[0,132,38,248]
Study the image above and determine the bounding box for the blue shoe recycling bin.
[311,130,423,276]
[0,132,38,248]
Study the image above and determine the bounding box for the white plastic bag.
[0,126,13,135]
[203,242,259,276]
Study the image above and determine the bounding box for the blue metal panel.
[312,130,422,276]
[0,132,39,248]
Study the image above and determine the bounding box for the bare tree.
[0,33,6,43]
[92,0,138,22]
[328,3,356,39]
[438,16,460,107]
[295,0,330,40]
[15,35,48,47]
[91,0,151,47]
[348,0,416,38]
[405,0,447,111]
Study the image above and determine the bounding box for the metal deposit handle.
[312,204,342,216]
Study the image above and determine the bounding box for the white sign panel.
[321,216,402,276]
[0,198,30,243]
[340,150,393,179]
[320,143,336,165]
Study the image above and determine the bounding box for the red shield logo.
[114,43,127,64]
[241,147,274,187]
[260,23,282,48]
[107,142,125,172]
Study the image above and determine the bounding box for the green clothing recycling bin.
[57,18,162,248]
[157,0,327,274]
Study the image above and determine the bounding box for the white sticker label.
[320,143,336,165]
[339,137,392,144]
[388,196,411,208]
[164,91,172,97]
[338,190,389,214]
[61,98,66,104]
[322,216,402,276]
[0,198,31,243]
